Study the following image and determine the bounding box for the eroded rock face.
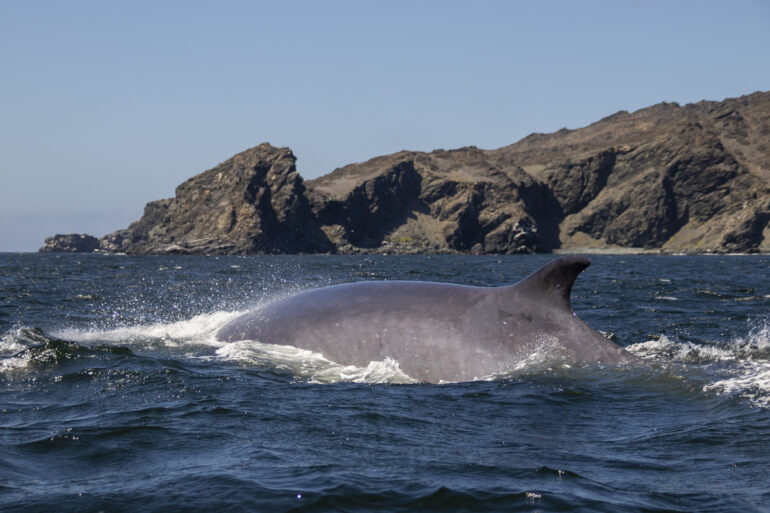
[307,147,559,254]
[491,91,770,253]
[98,143,333,254]
[41,92,770,254]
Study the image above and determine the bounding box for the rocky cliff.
[41,91,770,254]
[490,91,770,252]
[96,144,332,255]
[305,146,559,254]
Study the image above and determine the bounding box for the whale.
[217,256,638,382]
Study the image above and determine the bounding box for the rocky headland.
[42,91,770,254]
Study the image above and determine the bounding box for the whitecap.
[627,336,733,363]
[628,320,770,408]
[704,360,770,408]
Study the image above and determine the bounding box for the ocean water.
[1,253,769,512]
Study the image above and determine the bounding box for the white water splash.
[13,309,418,384]
[628,335,730,363]
[1,328,31,357]
[53,310,243,347]
[215,339,417,384]
[0,329,33,372]
[628,321,770,408]
[486,335,571,381]
[704,322,770,408]
[705,361,770,408]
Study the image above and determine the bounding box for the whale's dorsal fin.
[507,256,591,311]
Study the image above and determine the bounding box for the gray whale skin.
[217,256,638,382]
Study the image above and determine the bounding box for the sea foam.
[628,319,770,408]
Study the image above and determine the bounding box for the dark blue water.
[1,253,769,512]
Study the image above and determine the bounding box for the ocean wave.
[0,311,241,375]
[1,327,64,372]
[628,319,770,408]
[0,332,137,377]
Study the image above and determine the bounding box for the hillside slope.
[41,91,770,254]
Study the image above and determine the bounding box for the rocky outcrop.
[39,234,100,253]
[41,91,770,254]
[96,143,333,254]
[307,147,559,254]
[491,91,770,252]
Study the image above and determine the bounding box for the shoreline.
[10,248,770,256]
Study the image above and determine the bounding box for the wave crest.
[627,320,770,408]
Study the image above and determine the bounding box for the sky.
[1,0,769,251]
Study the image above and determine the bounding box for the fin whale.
[217,256,638,382]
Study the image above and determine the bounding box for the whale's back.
[217,256,638,382]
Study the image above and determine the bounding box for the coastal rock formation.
[39,234,100,253]
[306,147,559,254]
[42,91,770,254]
[491,92,770,252]
[97,144,332,254]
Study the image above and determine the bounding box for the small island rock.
[39,234,100,253]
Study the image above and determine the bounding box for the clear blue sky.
[2,0,769,251]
